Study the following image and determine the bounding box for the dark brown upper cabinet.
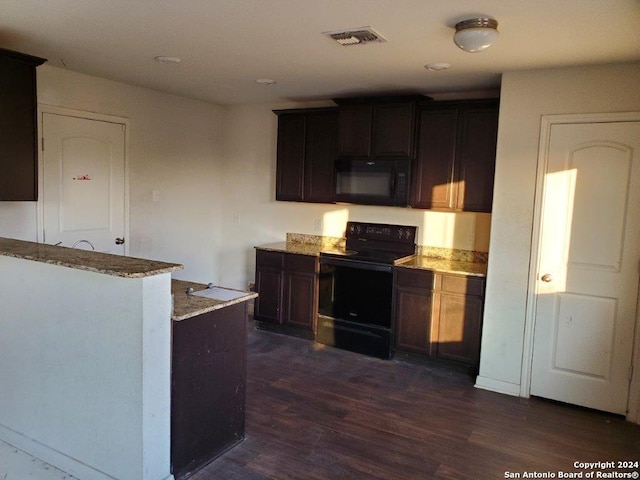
[335,97,425,159]
[0,48,46,201]
[411,106,459,210]
[456,104,499,212]
[274,108,337,203]
[411,100,498,212]
[336,103,372,157]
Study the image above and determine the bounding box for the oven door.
[317,255,394,358]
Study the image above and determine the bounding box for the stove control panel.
[346,222,417,245]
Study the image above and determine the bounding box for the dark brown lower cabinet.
[254,250,284,323]
[394,267,485,367]
[433,291,484,364]
[394,268,435,355]
[283,254,318,330]
[171,302,248,480]
[255,249,318,333]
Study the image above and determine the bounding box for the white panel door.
[531,121,640,414]
[42,113,126,254]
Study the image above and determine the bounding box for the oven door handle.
[320,255,393,273]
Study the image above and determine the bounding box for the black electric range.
[317,221,417,359]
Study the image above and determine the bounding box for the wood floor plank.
[189,325,640,480]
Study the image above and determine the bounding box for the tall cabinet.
[0,48,46,201]
[274,108,338,203]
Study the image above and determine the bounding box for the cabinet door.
[275,113,306,201]
[394,268,435,354]
[283,271,316,330]
[0,54,40,200]
[283,254,318,331]
[455,104,498,212]
[434,292,483,365]
[338,104,372,157]
[304,111,338,203]
[255,267,283,323]
[395,288,433,354]
[373,102,416,158]
[411,107,458,209]
[255,250,284,324]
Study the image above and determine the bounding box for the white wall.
[0,66,492,289]
[219,102,492,290]
[477,62,640,394]
[0,256,173,480]
[0,65,225,283]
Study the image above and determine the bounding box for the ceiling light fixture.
[453,18,498,53]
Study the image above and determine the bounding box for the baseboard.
[0,423,175,480]
[474,376,522,396]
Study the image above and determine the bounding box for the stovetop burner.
[321,248,412,265]
[322,221,417,265]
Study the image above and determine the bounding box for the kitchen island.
[170,280,257,480]
[0,238,256,480]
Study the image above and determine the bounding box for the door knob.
[115,237,125,245]
[541,273,553,282]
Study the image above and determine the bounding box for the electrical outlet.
[152,190,160,202]
[314,219,322,232]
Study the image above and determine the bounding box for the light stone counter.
[254,241,344,257]
[396,255,487,277]
[171,279,258,321]
[255,238,487,277]
[0,237,183,278]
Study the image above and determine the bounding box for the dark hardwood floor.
[191,324,640,480]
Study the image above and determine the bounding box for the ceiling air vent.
[323,27,388,46]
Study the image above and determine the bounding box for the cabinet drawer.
[439,274,484,297]
[395,268,435,290]
[256,250,284,268]
[284,253,317,273]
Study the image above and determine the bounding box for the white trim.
[522,111,640,423]
[0,426,174,480]
[36,104,130,256]
[475,376,521,396]
[0,422,118,480]
[628,287,640,423]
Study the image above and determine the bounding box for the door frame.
[36,104,130,255]
[521,111,640,422]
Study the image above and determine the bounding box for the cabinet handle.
[541,273,553,282]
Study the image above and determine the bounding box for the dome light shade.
[453,18,499,53]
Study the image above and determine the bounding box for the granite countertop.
[255,241,487,277]
[0,237,183,278]
[172,279,258,321]
[396,255,487,277]
[255,241,346,256]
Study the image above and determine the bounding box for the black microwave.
[334,159,409,206]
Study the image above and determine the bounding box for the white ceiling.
[1,0,639,105]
